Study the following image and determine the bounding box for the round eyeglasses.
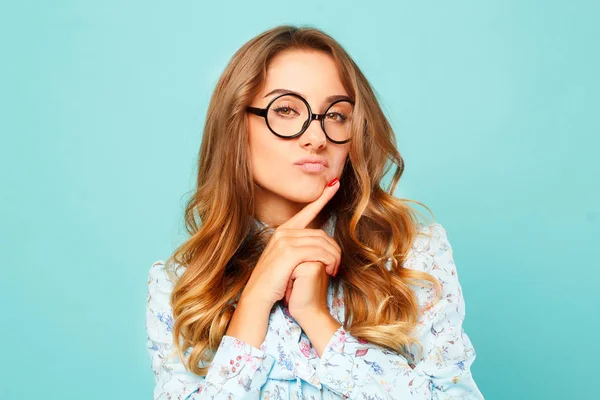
[246,93,354,144]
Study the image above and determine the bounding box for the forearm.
[225,294,272,349]
[313,325,483,399]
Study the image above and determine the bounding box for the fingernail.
[327,177,339,187]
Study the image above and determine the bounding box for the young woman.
[146,25,484,399]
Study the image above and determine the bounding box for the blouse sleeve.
[146,261,276,399]
[315,223,484,399]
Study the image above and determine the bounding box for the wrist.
[295,310,342,358]
[238,290,275,313]
[292,306,331,325]
[226,296,272,349]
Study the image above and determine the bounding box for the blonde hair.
[165,24,442,375]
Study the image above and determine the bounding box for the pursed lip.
[293,156,329,167]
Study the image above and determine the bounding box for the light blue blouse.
[146,214,484,399]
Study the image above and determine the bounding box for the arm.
[146,261,275,399]
[314,224,484,399]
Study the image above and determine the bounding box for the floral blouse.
[146,214,484,399]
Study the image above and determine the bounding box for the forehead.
[259,49,348,105]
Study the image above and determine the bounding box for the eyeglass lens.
[266,94,353,141]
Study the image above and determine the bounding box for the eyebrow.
[263,88,353,105]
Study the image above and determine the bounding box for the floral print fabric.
[146,215,484,399]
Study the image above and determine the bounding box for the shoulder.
[413,222,450,253]
[403,222,460,293]
[146,259,184,330]
[147,259,185,295]
[404,222,452,270]
[403,222,464,305]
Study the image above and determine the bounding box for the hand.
[284,261,332,322]
[240,177,342,311]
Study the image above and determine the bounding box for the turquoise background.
[1,1,598,398]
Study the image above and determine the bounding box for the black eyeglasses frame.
[246,92,354,144]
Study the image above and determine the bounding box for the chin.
[282,183,325,204]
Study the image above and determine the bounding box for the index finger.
[280,177,340,230]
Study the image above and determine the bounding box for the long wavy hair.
[165,24,442,375]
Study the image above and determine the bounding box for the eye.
[272,105,300,117]
[326,112,347,122]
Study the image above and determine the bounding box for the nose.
[299,116,327,148]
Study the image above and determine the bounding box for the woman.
[146,24,484,399]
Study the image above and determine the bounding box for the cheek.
[332,151,350,177]
[248,122,285,179]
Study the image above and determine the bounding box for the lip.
[293,157,329,167]
[296,163,326,173]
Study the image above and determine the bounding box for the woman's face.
[247,49,351,226]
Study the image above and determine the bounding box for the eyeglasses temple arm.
[246,106,268,118]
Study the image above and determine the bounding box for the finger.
[272,228,342,254]
[285,237,340,274]
[290,245,339,276]
[273,230,341,276]
[293,261,327,278]
[280,177,340,230]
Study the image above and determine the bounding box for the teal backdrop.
[1,1,598,399]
